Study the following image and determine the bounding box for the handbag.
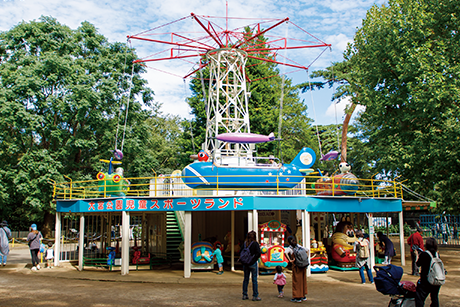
[28,233,38,246]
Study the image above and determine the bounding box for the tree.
[342,0,460,212]
[0,17,155,232]
[186,28,317,163]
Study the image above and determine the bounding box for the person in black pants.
[241,231,261,301]
[415,238,441,307]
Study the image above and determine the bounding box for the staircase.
[166,211,183,263]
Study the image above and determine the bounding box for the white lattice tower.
[205,48,251,159]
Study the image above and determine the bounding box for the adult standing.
[408,227,425,276]
[353,230,374,284]
[377,231,396,265]
[415,238,442,307]
[284,236,308,303]
[27,224,42,271]
[241,230,261,301]
[0,220,12,267]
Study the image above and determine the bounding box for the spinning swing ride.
[127,7,332,190]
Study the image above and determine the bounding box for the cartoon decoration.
[191,241,215,270]
[330,218,358,268]
[259,220,289,271]
[314,162,359,196]
[197,150,209,162]
[310,240,329,273]
[97,158,130,197]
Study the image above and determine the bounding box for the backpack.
[358,240,369,259]
[239,241,255,265]
[293,245,309,268]
[426,251,446,286]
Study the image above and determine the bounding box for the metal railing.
[53,173,404,200]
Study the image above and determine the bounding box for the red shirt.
[407,232,424,250]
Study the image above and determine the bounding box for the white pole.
[248,210,253,232]
[121,211,130,275]
[368,213,375,271]
[184,211,192,278]
[253,210,258,237]
[78,214,85,271]
[399,211,406,266]
[302,210,311,277]
[54,212,61,267]
[231,210,235,271]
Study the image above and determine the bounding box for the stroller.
[374,264,416,307]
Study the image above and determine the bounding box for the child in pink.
[273,265,287,298]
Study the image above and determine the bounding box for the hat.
[416,227,422,232]
[268,155,275,159]
[31,224,37,230]
[1,220,7,226]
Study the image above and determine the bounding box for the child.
[213,243,224,275]
[45,242,54,268]
[273,265,287,298]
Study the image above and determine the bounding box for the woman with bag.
[415,238,442,307]
[27,224,43,271]
[353,230,374,284]
[0,220,12,266]
[284,236,308,303]
[241,230,261,301]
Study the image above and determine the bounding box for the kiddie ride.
[96,158,129,197]
[314,162,359,196]
[258,220,289,274]
[329,218,359,270]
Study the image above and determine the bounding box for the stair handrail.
[175,211,185,240]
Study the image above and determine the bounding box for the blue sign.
[56,196,402,213]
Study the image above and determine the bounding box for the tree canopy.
[334,0,460,212]
[0,17,159,230]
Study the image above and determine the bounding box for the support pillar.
[247,210,253,232]
[302,210,311,277]
[253,210,258,237]
[399,211,406,266]
[184,211,192,278]
[121,211,130,275]
[231,211,235,271]
[54,212,61,267]
[78,214,85,271]
[368,213,375,271]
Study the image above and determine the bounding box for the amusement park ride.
[95,6,363,272]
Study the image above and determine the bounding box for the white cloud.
[1,0,380,123]
[324,96,366,123]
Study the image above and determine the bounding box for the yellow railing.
[52,174,404,200]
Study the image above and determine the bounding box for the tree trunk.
[42,211,55,239]
[341,103,357,162]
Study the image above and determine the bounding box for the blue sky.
[1,0,385,125]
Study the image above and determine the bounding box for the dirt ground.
[0,244,459,306]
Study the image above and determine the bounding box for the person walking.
[241,230,261,301]
[0,220,12,267]
[377,231,396,265]
[284,236,308,303]
[408,227,425,276]
[27,224,43,271]
[273,265,287,298]
[353,230,374,284]
[415,238,442,307]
